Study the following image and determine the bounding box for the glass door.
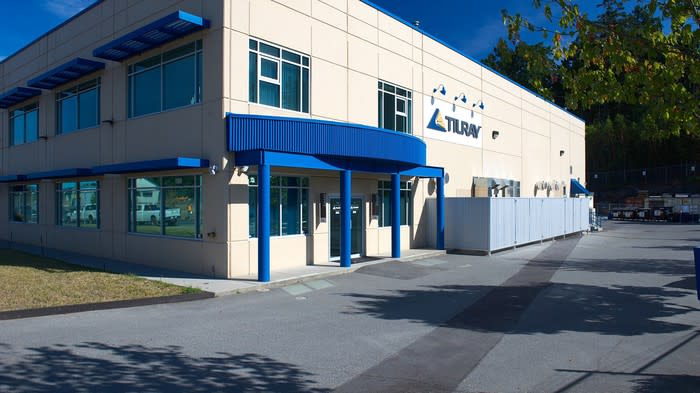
[330,198,363,260]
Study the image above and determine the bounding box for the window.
[377,180,412,227]
[127,40,202,118]
[378,81,412,134]
[57,79,100,134]
[10,184,39,223]
[249,39,309,113]
[249,175,309,237]
[10,103,39,145]
[128,175,202,238]
[56,181,99,228]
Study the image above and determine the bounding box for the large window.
[56,181,99,228]
[10,103,39,145]
[249,175,309,237]
[57,79,100,134]
[127,40,203,118]
[128,175,202,238]
[249,39,309,113]
[378,81,412,134]
[378,180,412,227]
[10,184,39,223]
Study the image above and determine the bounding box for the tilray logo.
[427,109,447,132]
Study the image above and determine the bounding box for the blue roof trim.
[227,113,427,168]
[571,178,591,196]
[92,157,209,175]
[27,58,105,89]
[0,175,27,183]
[359,0,585,123]
[0,1,104,66]
[401,166,444,178]
[0,87,42,109]
[25,168,92,180]
[93,10,210,62]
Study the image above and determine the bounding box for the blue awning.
[93,10,210,62]
[92,157,209,175]
[25,168,92,180]
[0,87,42,109]
[27,58,105,89]
[0,175,27,183]
[571,178,592,196]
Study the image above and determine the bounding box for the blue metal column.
[391,173,401,258]
[436,176,445,250]
[258,163,271,282]
[340,170,352,268]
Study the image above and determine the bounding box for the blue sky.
[0,0,602,62]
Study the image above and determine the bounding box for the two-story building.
[0,0,586,281]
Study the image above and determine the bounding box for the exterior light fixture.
[209,164,218,175]
[454,93,467,104]
[492,130,499,139]
[433,84,446,96]
[559,149,565,156]
[472,100,484,110]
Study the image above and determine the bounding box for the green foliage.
[503,0,700,139]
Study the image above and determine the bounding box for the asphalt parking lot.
[1,220,698,392]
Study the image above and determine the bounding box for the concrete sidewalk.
[0,240,444,296]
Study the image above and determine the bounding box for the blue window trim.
[359,0,584,123]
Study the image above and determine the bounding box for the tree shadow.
[341,282,698,336]
[0,342,328,393]
[632,374,700,393]
[562,258,695,275]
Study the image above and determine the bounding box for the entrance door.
[330,198,363,260]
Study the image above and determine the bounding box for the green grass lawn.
[0,249,199,312]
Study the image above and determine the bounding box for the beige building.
[0,0,586,281]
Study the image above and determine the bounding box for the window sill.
[56,124,100,136]
[127,232,203,242]
[9,221,39,225]
[127,102,202,121]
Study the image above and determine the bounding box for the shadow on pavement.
[342,282,698,336]
[563,258,695,275]
[0,342,328,393]
[632,374,700,393]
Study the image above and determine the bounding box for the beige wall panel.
[312,233,330,264]
[273,0,312,15]
[522,131,550,197]
[248,103,311,118]
[47,229,102,257]
[311,58,348,121]
[228,171,250,242]
[570,133,586,181]
[550,125,570,187]
[425,140,483,196]
[550,107,570,128]
[348,71,378,126]
[51,129,102,168]
[6,223,44,247]
[377,13,412,43]
[229,240,251,276]
[348,16,378,44]
[522,110,550,137]
[482,93,521,128]
[571,118,586,136]
[482,79,520,108]
[422,37,482,77]
[0,185,7,239]
[321,0,347,11]
[348,0,377,26]
[423,53,480,93]
[412,30,422,48]
[347,35,378,76]
[378,31,412,60]
[270,236,310,269]
[482,117,521,158]
[312,21,348,65]
[312,0,347,30]
[203,31,224,103]
[202,171,230,245]
[522,91,550,116]
[482,151,522,181]
[251,0,312,53]
[6,143,43,173]
[123,105,203,161]
[229,0,250,33]
[482,67,523,98]
[378,50,412,89]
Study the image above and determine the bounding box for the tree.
[482,38,565,106]
[503,0,700,139]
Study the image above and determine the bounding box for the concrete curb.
[216,250,447,297]
[0,291,215,321]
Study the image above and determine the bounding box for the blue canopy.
[571,178,592,196]
[28,58,105,89]
[0,87,41,109]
